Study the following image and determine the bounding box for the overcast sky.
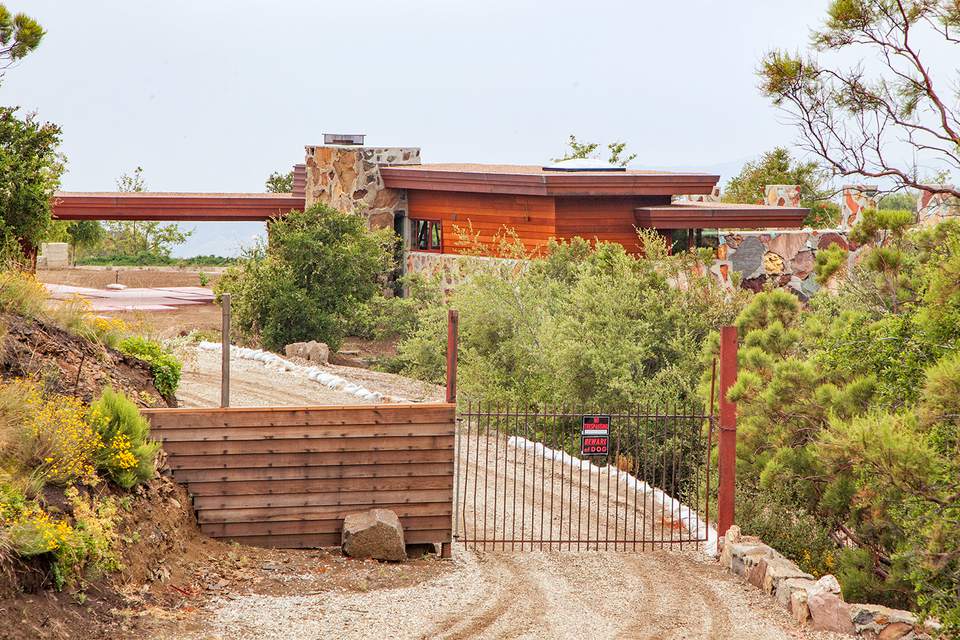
[1,1,950,255]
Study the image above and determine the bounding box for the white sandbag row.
[507,435,718,556]
[197,341,386,403]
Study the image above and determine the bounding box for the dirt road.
[164,345,842,640]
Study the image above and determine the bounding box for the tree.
[215,203,395,351]
[0,107,63,263]
[759,0,960,201]
[553,135,637,167]
[0,4,43,82]
[722,147,840,227]
[265,170,293,193]
[99,167,192,258]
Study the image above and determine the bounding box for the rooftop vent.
[324,133,365,146]
[543,158,626,172]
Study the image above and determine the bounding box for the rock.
[747,557,769,589]
[763,251,786,274]
[725,525,742,544]
[850,603,926,639]
[105,283,128,290]
[774,576,817,609]
[767,232,810,262]
[719,526,742,569]
[807,575,854,634]
[728,543,775,578]
[283,341,330,364]
[730,236,766,279]
[790,588,810,625]
[341,509,406,562]
[762,558,813,596]
[818,232,849,250]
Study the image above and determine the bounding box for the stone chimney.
[764,184,801,208]
[916,186,960,228]
[304,141,421,230]
[840,185,878,230]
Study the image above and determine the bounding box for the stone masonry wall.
[917,186,960,228]
[304,145,421,230]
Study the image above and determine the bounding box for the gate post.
[443,309,458,560]
[717,325,738,538]
[446,309,458,404]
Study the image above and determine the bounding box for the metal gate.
[453,400,714,552]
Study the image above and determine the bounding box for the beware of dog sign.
[580,415,610,456]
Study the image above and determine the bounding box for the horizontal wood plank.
[167,448,454,470]
[220,529,451,548]
[185,475,452,496]
[192,488,453,510]
[174,462,454,483]
[145,404,455,429]
[198,502,452,524]
[154,422,454,442]
[200,515,451,538]
[162,435,454,456]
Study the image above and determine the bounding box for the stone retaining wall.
[720,526,939,638]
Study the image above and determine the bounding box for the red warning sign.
[580,415,610,456]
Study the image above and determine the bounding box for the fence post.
[717,325,738,538]
[221,293,231,408]
[446,309,458,404]
[442,309,458,560]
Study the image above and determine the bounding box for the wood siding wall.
[406,190,556,254]
[144,404,456,549]
[554,196,671,253]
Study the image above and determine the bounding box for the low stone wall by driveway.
[719,526,939,638]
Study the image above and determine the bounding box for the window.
[663,228,720,254]
[412,219,442,252]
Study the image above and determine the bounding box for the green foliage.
[0,269,47,317]
[117,337,182,398]
[0,4,44,77]
[721,147,837,227]
[398,237,747,408]
[265,170,293,193]
[878,191,917,211]
[553,134,636,167]
[724,217,960,628]
[89,388,159,489]
[76,252,234,267]
[216,203,394,352]
[0,107,64,250]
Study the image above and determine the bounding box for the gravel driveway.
[165,345,844,640]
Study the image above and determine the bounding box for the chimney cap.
[323,133,365,146]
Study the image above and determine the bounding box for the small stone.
[775,576,817,609]
[105,283,127,290]
[808,590,854,634]
[790,589,810,625]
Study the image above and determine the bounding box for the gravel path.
[167,345,844,640]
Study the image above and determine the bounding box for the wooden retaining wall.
[143,403,456,549]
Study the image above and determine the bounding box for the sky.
[1,0,951,256]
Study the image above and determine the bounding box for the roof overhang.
[634,202,808,229]
[51,192,305,222]
[381,164,720,197]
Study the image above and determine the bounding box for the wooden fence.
[143,403,456,551]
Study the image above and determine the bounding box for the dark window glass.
[411,219,442,252]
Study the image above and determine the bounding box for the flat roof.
[634,202,809,229]
[52,192,305,221]
[381,163,721,197]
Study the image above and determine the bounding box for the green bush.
[117,336,182,398]
[215,204,395,352]
[89,387,160,489]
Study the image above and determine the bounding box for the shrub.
[215,204,395,352]
[89,388,159,489]
[0,270,48,318]
[29,394,102,486]
[117,336,182,398]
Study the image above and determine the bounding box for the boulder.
[283,340,330,364]
[762,557,814,596]
[807,575,854,634]
[850,603,929,639]
[728,542,775,578]
[775,576,817,610]
[341,509,406,562]
[790,588,810,625]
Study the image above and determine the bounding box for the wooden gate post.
[446,309,458,404]
[221,293,231,408]
[442,309,458,560]
[717,325,738,538]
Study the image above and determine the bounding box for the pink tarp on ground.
[45,284,215,312]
